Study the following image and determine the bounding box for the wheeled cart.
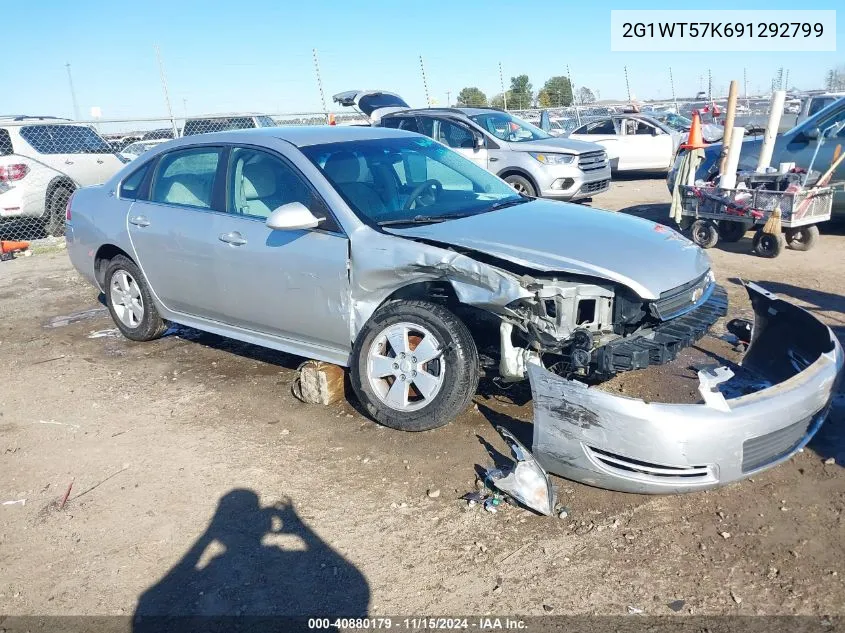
[678,183,834,258]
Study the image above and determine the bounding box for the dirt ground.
[1,177,843,623]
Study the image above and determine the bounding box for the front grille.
[742,416,813,472]
[587,446,714,482]
[651,272,714,320]
[579,150,608,172]
[580,179,610,195]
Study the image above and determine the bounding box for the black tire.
[784,225,819,251]
[350,300,479,432]
[752,229,786,258]
[504,174,536,197]
[690,219,719,249]
[103,255,168,342]
[718,220,749,243]
[44,186,72,237]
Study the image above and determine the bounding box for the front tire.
[350,300,479,431]
[690,219,719,248]
[752,229,785,258]
[104,255,168,342]
[504,174,536,197]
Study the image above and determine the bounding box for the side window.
[580,119,616,134]
[227,147,341,232]
[434,119,475,149]
[808,98,833,117]
[0,129,13,156]
[150,147,221,209]
[119,162,151,200]
[382,117,420,134]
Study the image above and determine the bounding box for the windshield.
[655,113,692,130]
[19,125,113,155]
[302,136,525,226]
[470,112,551,143]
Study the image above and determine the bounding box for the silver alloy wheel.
[110,270,144,329]
[366,321,446,412]
[509,180,528,194]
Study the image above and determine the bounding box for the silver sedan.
[66,126,842,493]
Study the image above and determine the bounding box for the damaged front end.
[527,282,843,494]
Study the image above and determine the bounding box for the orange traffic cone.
[0,240,29,254]
[681,111,708,149]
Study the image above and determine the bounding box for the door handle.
[97,159,104,164]
[65,160,74,165]
[489,157,499,162]
[129,215,150,227]
[218,231,247,246]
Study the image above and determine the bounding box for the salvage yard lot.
[1,177,844,618]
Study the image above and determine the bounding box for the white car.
[0,116,124,236]
[119,139,167,162]
[796,92,845,126]
[567,114,683,172]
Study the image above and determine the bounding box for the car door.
[627,119,675,169]
[19,124,121,185]
[420,116,488,170]
[127,145,226,319]
[211,145,351,351]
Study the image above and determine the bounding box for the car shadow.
[133,489,370,632]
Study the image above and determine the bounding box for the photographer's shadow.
[134,489,369,631]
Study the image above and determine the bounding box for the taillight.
[66,193,74,221]
[0,163,29,182]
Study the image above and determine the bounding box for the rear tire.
[504,174,537,197]
[104,255,168,342]
[350,300,479,432]
[690,219,719,249]
[44,186,72,237]
[784,225,819,251]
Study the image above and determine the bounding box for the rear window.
[183,117,255,136]
[381,117,421,134]
[19,125,113,154]
[0,129,12,156]
[119,162,151,200]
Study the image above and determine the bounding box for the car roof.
[387,107,505,118]
[0,115,73,123]
[167,125,421,148]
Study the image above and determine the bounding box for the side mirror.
[474,134,485,150]
[265,202,323,231]
[805,127,820,141]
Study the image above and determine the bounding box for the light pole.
[65,63,80,120]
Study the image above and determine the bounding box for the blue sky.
[5,0,842,120]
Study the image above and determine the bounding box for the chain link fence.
[1,97,791,250]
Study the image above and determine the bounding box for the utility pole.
[624,65,631,103]
[312,48,328,118]
[669,67,678,112]
[784,69,790,92]
[743,67,748,99]
[446,90,451,107]
[499,62,507,110]
[567,65,575,105]
[155,45,179,138]
[707,68,712,101]
[419,56,431,107]
[65,63,80,120]
[182,98,187,119]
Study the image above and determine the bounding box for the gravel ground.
[1,177,843,622]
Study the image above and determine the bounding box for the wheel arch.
[94,244,134,287]
[44,176,77,212]
[496,168,539,194]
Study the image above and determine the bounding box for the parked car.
[334,89,610,200]
[119,139,167,162]
[142,128,177,141]
[649,111,723,143]
[567,114,684,172]
[66,126,842,493]
[669,96,845,221]
[182,114,277,137]
[0,116,124,235]
[796,92,845,126]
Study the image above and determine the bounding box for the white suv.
[0,116,124,236]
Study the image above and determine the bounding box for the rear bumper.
[528,282,843,494]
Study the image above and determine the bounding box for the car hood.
[385,199,711,300]
[506,136,605,155]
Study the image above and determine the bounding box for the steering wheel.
[403,179,442,211]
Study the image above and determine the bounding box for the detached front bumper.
[528,283,843,494]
